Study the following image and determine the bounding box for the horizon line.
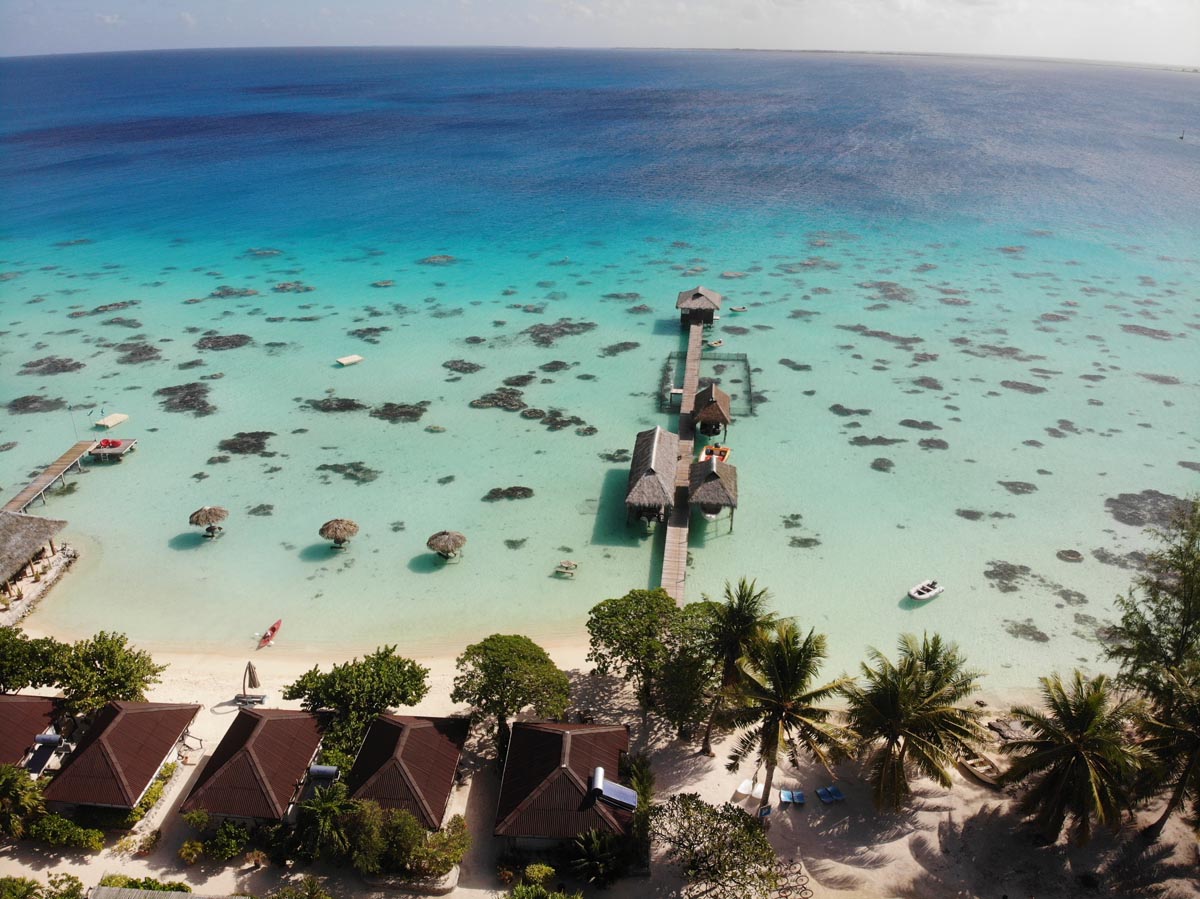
[2,43,1196,72]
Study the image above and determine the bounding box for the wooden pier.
[659,321,706,604]
[4,441,98,513]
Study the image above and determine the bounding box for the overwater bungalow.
[0,511,66,597]
[494,722,632,848]
[43,701,200,812]
[179,708,322,823]
[675,285,723,328]
[693,382,733,438]
[689,457,738,531]
[625,426,679,524]
[346,714,469,828]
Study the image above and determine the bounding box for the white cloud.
[95,13,122,27]
[180,11,197,29]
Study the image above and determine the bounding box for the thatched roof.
[689,458,738,508]
[693,383,733,426]
[625,427,679,511]
[426,531,466,556]
[319,518,359,542]
[189,506,228,527]
[0,511,66,584]
[675,286,723,311]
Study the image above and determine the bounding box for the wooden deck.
[4,440,98,513]
[659,321,707,604]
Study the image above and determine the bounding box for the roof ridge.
[244,714,286,818]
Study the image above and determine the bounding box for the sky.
[0,0,1196,66]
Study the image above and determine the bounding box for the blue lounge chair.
[792,789,806,806]
[780,789,794,804]
[816,786,835,804]
[828,784,847,802]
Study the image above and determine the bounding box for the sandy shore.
[2,643,1197,899]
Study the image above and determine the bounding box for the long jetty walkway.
[660,321,705,603]
[3,440,98,513]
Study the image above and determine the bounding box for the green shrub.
[204,819,249,863]
[178,839,205,865]
[181,808,211,833]
[510,886,583,899]
[98,876,191,892]
[122,762,177,827]
[568,828,625,886]
[408,814,470,878]
[27,814,104,852]
[0,877,42,899]
[524,863,555,886]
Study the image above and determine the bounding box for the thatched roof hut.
[189,506,228,527]
[675,286,723,327]
[0,511,66,592]
[625,426,679,523]
[693,383,733,436]
[689,457,738,530]
[319,518,359,547]
[426,530,466,559]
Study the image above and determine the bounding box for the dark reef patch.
[305,396,369,413]
[470,387,527,412]
[1105,490,1191,528]
[316,461,379,484]
[870,458,894,473]
[247,504,274,517]
[999,481,1037,495]
[1001,380,1047,395]
[984,560,1032,592]
[919,438,949,450]
[779,359,812,371]
[370,401,430,423]
[829,404,870,417]
[1056,550,1084,563]
[601,342,639,356]
[1003,619,1050,643]
[218,431,276,456]
[155,382,214,416]
[599,449,631,463]
[523,318,597,347]
[196,333,252,351]
[21,356,84,375]
[850,435,906,447]
[348,327,390,344]
[443,359,483,374]
[899,419,940,431]
[789,536,821,548]
[912,376,943,390]
[116,341,162,364]
[7,395,67,414]
[483,486,534,501]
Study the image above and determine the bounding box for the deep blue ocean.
[0,49,1197,685]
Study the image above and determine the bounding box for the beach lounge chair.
[736,779,754,796]
[790,789,806,806]
[816,786,835,804]
[751,782,766,800]
[828,784,847,802]
[780,789,794,804]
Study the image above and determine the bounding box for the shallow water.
[1,49,1197,686]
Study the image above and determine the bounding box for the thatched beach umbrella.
[426,530,466,560]
[319,518,359,548]
[189,506,228,537]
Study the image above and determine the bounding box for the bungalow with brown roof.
[43,701,199,811]
[179,708,322,823]
[346,715,468,829]
[676,286,723,328]
[693,382,733,439]
[494,722,631,847]
[626,426,679,524]
[0,694,59,766]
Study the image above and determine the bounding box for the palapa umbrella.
[242,661,261,693]
[426,530,467,559]
[319,518,359,548]
[189,505,228,537]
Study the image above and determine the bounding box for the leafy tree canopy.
[0,628,64,695]
[451,634,569,756]
[284,645,429,757]
[1107,497,1200,705]
[0,763,45,839]
[57,631,165,717]
[586,588,679,708]
[652,793,778,899]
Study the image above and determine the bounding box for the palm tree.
[1134,665,1200,842]
[700,578,778,756]
[725,621,854,813]
[1001,670,1148,845]
[296,781,355,861]
[0,763,45,838]
[842,632,985,810]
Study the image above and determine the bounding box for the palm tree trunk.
[1143,750,1199,842]
[758,722,780,814]
[496,716,511,763]
[700,694,722,757]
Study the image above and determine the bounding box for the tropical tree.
[1001,670,1148,844]
[652,792,778,899]
[1133,664,1200,842]
[451,634,570,757]
[284,646,429,758]
[268,877,337,899]
[57,631,166,717]
[0,628,64,695]
[700,578,778,756]
[586,588,678,709]
[842,632,985,810]
[726,622,853,812]
[0,763,45,838]
[656,600,721,740]
[294,781,355,861]
[1107,498,1200,707]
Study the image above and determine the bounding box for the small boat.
[908,579,944,601]
[958,747,1004,787]
[730,306,748,313]
[258,619,282,649]
[707,339,724,348]
[701,444,731,463]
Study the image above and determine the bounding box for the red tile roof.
[180,708,321,821]
[494,722,631,839]
[347,715,468,829]
[0,695,58,764]
[43,701,199,808]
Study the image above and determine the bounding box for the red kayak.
[258,619,282,649]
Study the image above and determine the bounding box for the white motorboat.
[908,579,944,601]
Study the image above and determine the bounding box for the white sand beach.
[3,642,1197,899]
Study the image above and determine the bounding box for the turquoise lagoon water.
[0,49,1197,687]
